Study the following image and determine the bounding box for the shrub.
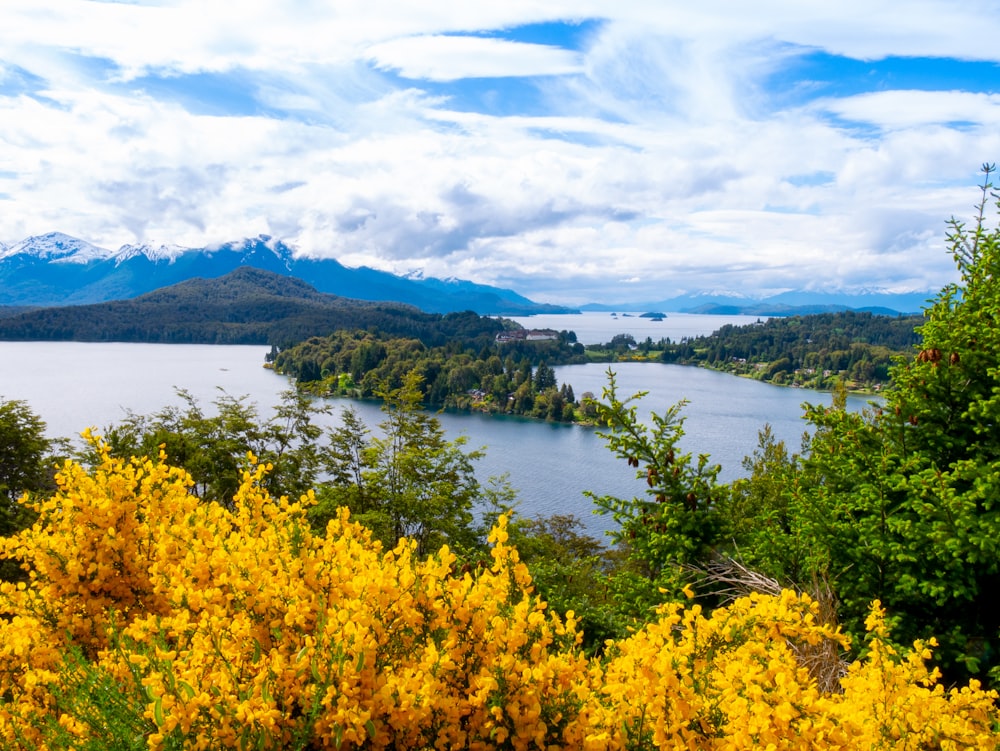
[0,438,996,750]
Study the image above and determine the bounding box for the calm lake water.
[508,311,763,345]
[0,326,875,539]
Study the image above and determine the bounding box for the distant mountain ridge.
[0,266,506,345]
[1,232,935,316]
[0,232,574,315]
[580,289,934,316]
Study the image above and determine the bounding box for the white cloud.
[366,36,584,81]
[1,1,999,304]
[821,90,1000,129]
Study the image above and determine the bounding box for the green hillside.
[0,267,503,346]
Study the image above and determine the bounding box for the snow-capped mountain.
[0,233,572,315]
[1,232,117,264]
[115,242,188,264]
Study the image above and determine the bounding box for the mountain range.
[0,266,505,345]
[0,232,932,316]
[0,232,573,315]
[581,290,934,316]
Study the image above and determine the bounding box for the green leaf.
[152,696,165,728]
[310,656,322,683]
[177,680,196,700]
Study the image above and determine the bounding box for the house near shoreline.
[495,329,559,343]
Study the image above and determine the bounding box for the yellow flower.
[0,441,997,750]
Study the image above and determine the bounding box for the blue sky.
[1,2,999,305]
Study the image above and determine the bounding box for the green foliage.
[274,329,588,421]
[0,398,59,582]
[533,361,557,390]
[0,267,505,346]
[585,370,726,618]
[365,373,483,555]
[94,389,329,505]
[505,513,627,655]
[311,372,488,557]
[605,333,637,353]
[873,163,1000,679]
[0,399,53,513]
[721,424,808,584]
[659,310,921,390]
[791,393,903,637]
[757,164,1000,683]
[10,645,152,751]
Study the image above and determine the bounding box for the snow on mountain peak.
[2,232,115,264]
[691,289,755,300]
[115,242,188,264]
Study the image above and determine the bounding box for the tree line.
[657,310,922,389]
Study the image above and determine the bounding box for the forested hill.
[660,310,923,389]
[0,267,503,346]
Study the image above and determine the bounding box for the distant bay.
[0,337,874,539]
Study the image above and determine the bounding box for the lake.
[508,311,764,345]
[0,331,875,539]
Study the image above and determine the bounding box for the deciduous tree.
[585,371,726,619]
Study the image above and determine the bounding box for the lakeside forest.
[2,168,1000,748]
[269,309,921,424]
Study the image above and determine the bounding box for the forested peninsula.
[655,310,922,390]
[271,328,589,421]
[573,311,921,391]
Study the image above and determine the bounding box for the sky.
[1,2,999,305]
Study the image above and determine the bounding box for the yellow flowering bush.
[585,593,998,750]
[1,436,997,750]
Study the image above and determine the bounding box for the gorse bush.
[1,436,586,750]
[0,438,997,750]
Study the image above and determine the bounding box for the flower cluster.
[587,593,998,750]
[0,436,996,749]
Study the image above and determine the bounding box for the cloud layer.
[2,1,999,304]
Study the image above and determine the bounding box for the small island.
[640,311,667,321]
